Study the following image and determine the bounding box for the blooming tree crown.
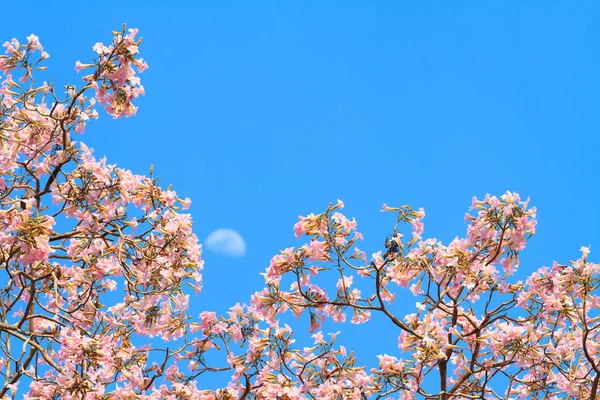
[0,26,598,400]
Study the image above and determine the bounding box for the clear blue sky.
[3,1,600,392]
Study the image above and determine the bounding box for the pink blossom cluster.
[247,192,598,398]
[76,25,148,119]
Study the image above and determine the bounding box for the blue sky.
[3,0,600,393]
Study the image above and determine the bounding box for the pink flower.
[75,60,90,72]
[198,311,217,330]
[381,203,397,212]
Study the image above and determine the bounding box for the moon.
[204,228,247,258]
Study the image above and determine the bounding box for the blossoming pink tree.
[1,26,599,399]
